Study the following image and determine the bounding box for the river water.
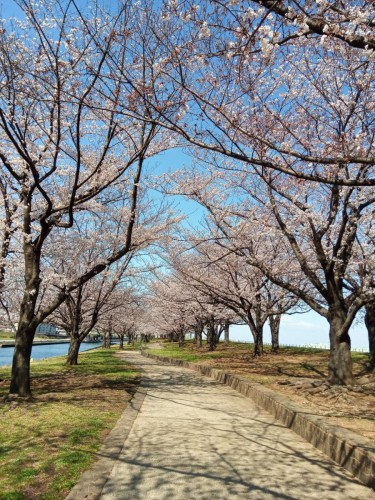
[0,342,100,368]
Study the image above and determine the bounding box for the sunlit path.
[100,351,374,500]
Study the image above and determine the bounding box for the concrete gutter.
[142,350,375,489]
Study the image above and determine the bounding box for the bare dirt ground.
[179,345,375,441]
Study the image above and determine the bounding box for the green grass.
[0,349,140,499]
[0,330,15,339]
[0,331,53,340]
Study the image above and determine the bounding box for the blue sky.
[231,311,368,351]
[1,1,369,352]
[0,1,23,18]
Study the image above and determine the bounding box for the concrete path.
[96,352,374,499]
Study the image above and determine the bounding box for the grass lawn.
[0,349,140,500]
[0,332,50,340]
[0,331,15,339]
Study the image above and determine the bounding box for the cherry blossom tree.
[236,1,375,51]
[135,0,375,187]
[171,166,374,383]
[148,278,196,346]
[3,0,373,398]
[170,236,299,356]
[143,0,375,367]
[0,0,179,396]
[50,255,134,365]
[146,264,234,350]
[261,174,374,384]
[99,287,147,348]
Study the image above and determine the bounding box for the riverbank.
[0,339,70,348]
[0,348,140,499]
[0,342,101,368]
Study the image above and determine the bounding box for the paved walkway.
[73,351,375,499]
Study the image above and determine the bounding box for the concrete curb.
[142,351,375,489]
[65,381,147,499]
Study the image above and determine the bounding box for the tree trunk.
[103,333,110,348]
[194,325,203,348]
[207,318,217,351]
[327,308,354,385]
[224,320,230,345]
[269,315,281,353]
[253,327,263,357]
[215,324,224,344]
[128,331,136,345]
[119,334,124,350]
[107,332,112,348]
[9,320,36,396]
[66,336,81,365]
[178,329,185,347]
[364,301,375,369]
[10,240,42,397]
[248,323,263,357]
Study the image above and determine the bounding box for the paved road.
[100,351,374,500]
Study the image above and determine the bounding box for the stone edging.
[65,380,147,499]
[142,350,375,490]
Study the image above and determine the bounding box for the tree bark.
[10,239,43,396]
[224,320,230,345]
[103,332,111,348]
[269,315,281,353]
[364,301,375,369]
[128,331,136,345]
[194,325,203,348]
[247,317,264,357]
[178,329,185,347]
[119,334,124,350]
[327,307,354,385]
[66,336,81,365]
[9,320,36,396]
[207,317,217,351]
[215,324,224,344]
[252,326,263,357]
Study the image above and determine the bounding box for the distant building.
[36,323,59,336]
[56,327,68,337]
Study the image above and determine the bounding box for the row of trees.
[145,0,375,384]
[0,0,181,395]
[147,0,374,385]
[0,0,373,395]
[155,163,374,385]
